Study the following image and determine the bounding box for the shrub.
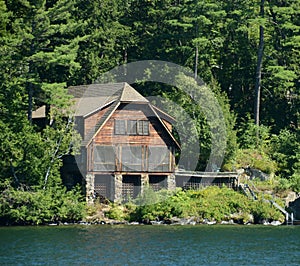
[0,183,86,225]
[105,204,127,220]
[290,172,300,193]
[234,149,277,174]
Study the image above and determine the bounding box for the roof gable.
[120,83,149,103]
[32,82,180,149]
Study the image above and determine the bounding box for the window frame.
[114,119,150,136]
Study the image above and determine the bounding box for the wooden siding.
[84,105,110,137]
[162,119,172,132]
[85,103,177,174]
[94,108,173,146]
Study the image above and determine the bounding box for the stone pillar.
[167,173,176,191]
[113,174,123,202]
[141,174,149,194]
[86,173,95,204]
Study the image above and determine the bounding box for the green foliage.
[0,182,85,225]
[251,199,284,223]
[237,116,272,151]
[128,186,284,223]
[234,149,277,174]
[289,172,300,193]
[0,0,299,225]
[156,73,236,171]
[105,203,128,221]
[270,129,300,178]
[276,172,300,193]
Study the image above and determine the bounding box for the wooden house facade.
[34,83,179,202]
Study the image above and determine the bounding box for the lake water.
[0,225,299,265]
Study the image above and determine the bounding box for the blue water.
[0,225,299,265]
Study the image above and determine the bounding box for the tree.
[71,0,132,84]
[0,0,82,188]
[5,0,81,122]
[254,0,265,129]
[262,0,300,131]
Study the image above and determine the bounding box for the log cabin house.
[33,82,180,202]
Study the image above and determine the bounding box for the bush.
[290,172,300,193]
[234,149,277,174]
[0,183,86,225]
[271,129,300,178]
[105,204,127,220]
[126,186,284,224]
[250,200,284,223]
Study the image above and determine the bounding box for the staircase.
[239,182,294,225]
[239,183,257,200]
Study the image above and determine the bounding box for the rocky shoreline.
[48,216,284,227]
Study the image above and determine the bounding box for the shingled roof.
[32,82,179,149]
[32,82,148,118]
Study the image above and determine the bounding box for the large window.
[114,120,149,136]
[121,146,143,171]
[148,146,170,172]
[93,144,172,173]
[94,146,115,171]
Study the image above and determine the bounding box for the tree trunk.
[194,45,198,80]
[254,0,265,127]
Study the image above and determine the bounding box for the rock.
[207,221,216,225]
[243,214,254,225]
[260,219,270,225]
[285,191,297,206]
[244,167,270,181]
[203,219,216,225]
[169,217,181,224]
[220,221,229,224]
[271,221,282,226]
[150,221,163,225]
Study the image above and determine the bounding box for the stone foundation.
[113,174,123,202]
[141,174,149,194]
[167,173,176,191]
[87,173,176,203]
[86,174,95,204]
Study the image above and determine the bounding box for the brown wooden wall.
[84,106,110,137]
[162,119,172,132]
[93,107,174,147]
[85,103,177,173]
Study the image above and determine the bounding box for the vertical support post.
[167,173,176,191]
[86,173,95,204]
[113,174,123,202]
[141,174,149,195]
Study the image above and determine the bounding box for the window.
[128,120,137,135]
[114,119,149,136]
[94,146,115,171]
[115,120,126,135]
[121,146,143,171]
[148,146,170,172]
[137,120,149,135]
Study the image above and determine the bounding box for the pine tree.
[70,0,132,84]
[0,0,82,188]
[5,0,81,122]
